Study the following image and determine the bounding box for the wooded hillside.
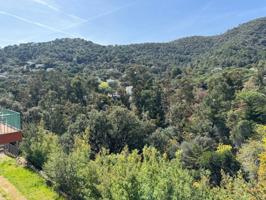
[0,17,266,200]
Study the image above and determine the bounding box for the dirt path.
[0,176,27,200]
[0,193,6,200]
[0,153,5,159]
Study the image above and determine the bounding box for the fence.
[0,108,21,134]
[4,143,19,157]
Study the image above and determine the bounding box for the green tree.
[237,140,264,181]
[200,144,240,185]
[148,126,180,158]
[87,110,113,155]
[20,124,58,169]
[44,138,100,200]
[230,120,253,147]
[71,76,86,105]
[181,136,216,170]
[107,106,153,153]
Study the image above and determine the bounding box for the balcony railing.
[0,108,21,135]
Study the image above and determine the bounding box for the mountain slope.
[193,17,266,72]
[0,17,266,74]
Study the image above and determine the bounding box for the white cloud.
[63,1,137,30]
[29,0,87,25]
[30,0,59,11]
[0,10,76,37]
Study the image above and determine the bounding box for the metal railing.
[4,143,19,157]
[0,108,21,134]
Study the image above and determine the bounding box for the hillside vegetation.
[0,17,266,199]
[1,17,265,75]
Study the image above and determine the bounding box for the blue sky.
[0,0,266,47]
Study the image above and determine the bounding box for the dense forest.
[0,17,266,199]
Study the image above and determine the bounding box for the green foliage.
[98,81,110,93]
[43,104,67,134]
[3,18,266,75]
[170,66,182,78]
[148,126,180,158]
[237,140,264,181]
[230,120,253,146]
[20,124,58,169]
[87,107,155,154]
[46,146,214,200]
[199,144,240,185]
[71,76,86,105]
[44,138,99,200]
[235,90,266,123]
[211,172,254,200]
[1,17,266,199]
[181,136,215,169]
